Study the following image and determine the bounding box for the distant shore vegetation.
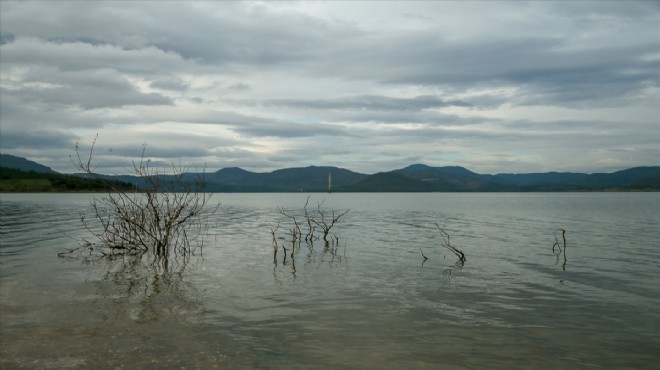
[0,167,134,193]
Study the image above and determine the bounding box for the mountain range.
[2,153,659,192]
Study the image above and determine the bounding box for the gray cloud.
[135,108,352,138]
[1,37,189,74]
[0,32,15,45]
[3,80,172,111]
[105,145,211,159]
[234,123,348,138]
[0,2,351,66]
[259,95,471,111]
[0,1,657,174]
[0,125,76,150]
[227,82,251,91]
[343,37,660,107]
[149,77,189,91]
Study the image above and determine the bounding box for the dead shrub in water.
[60,136,217,260]
[434,224,466,264]
[552,228,568,270]
[272,195,349,266]
[313,199,350,245]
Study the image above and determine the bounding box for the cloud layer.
[1,1,658,174]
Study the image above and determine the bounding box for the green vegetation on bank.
[0,167,134,192]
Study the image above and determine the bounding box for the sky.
[1,1,659,175]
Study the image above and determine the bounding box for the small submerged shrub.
[552,228,568,270]
[271,195,349,266]
[60,136,217,261]
[435,223,466,264]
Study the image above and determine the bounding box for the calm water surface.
[1,193,659,369]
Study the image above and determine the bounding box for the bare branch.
[66,137,217,260]
[552,228,568,271]
[312,201,350,243]
[434,224,466,264]
[420,248,428,262]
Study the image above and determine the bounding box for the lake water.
[1,192,659,369]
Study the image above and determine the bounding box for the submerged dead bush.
[435,224,466,264]
[552,228,568,270]
[60,136,217,260]
[272,195,349,265]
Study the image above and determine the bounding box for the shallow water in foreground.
[1,192,659,369]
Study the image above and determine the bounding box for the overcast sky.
[1,1,658,175]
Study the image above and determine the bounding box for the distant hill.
[235,166,366,192]
[1,153,658,192]
[0,154,57,174]
[484,166,660,190]
[74,165,366,192]
[401,164,480,178]
[486,172,590,187]
[337,171,442,192]
[580,167,660,189]
[207,167,255,185]
[395,164,512,191]
[392,163,660,192]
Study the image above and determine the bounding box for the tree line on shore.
[0,167,133,192]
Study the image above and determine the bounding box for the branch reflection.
[440,260,464,288]
[91,252,206,322]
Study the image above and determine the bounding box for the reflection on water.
[439,260,464,287]
[92,253,205,323]
[1,193,660,369]
[273,240,349,283]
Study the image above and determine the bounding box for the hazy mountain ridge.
[1,154,658,192]
[230,166,367,192]
[394,164,511,191]
[392,164,660,191]
[339,172,441,192]
[0,154,57,174]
